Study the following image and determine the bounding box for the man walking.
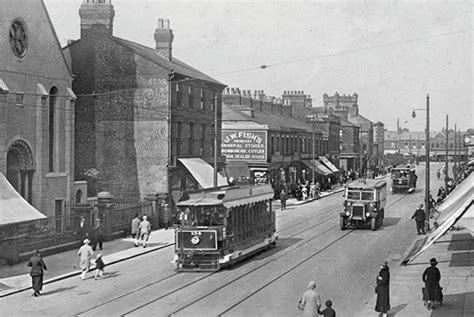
[92,218,105,251]
[131,214,141,247]
[411,204,426,235]
[139,215,151,248]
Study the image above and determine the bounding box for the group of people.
[75,216,105,251]
[299,280,336,317]
[77,238,105,281]
[374,257,442,316]
[131,214,152,248]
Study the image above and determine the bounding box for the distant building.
[222,88,334,190]
[0,0,76,222]
[384,129,469,161]
[65,0,226,202]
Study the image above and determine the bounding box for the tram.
[391,164,417,193]
[173,184,277,271]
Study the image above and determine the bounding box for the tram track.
[78,189,412,316]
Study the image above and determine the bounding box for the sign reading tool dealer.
[221,130,267,161]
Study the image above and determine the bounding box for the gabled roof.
[110,37,225,86]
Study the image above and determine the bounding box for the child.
[94,253,105,280]
[318,300,336,317]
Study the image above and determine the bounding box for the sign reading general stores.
[221,130,267,161]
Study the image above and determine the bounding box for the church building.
[0,0,76,226]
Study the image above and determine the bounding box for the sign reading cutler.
[222,130,267,161]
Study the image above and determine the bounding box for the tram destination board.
[176,230,218,250]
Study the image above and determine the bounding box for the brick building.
[322,92,378,172]
[222,88,334,192]
[65,0,226,202]
[0,0,76,223]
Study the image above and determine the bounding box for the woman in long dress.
[301,280,321,317]
[77,238,94,280]
[375,261,390,317]
[27,249,47,297]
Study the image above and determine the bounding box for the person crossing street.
[411,204,426,235]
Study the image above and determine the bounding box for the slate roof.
[222,104,322,134]
[110,37,225,86]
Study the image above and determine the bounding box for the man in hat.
[77,239,94,280]
[422,257,441,309]
[411,204,426,235]
[92,218,105,251]
[76,216,90,241]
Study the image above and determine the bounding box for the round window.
[10,19,28,58]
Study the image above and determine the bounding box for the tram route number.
[191,231,202,236]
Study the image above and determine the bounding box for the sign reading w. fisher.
[221,130,267,161]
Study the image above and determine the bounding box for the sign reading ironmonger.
[222,130,267,161]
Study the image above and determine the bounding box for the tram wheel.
[340,216,346,230]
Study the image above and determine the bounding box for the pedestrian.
[280,189,287,210]
[94,253,105,280]
[375,260,390,317]
[131,214,141,247]
[27,249,47,297]
[75,215,90,241]
[299,280,321,317]
[139,215,151,248]
[411,204,426,235]
[422,257,441,310]
[318,299,336,317]
[163,203,172,230]
[77,238,94,280]
[92,218,105,251]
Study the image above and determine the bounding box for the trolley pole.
[213,93,218,188]
[312,121,315,183]
[445,115,449,191]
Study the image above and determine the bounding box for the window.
[49,87,58,172]
[177,121,182,156]
[211,92,216,112]
[188,86,193,108]
[391,142,395,148]
[276,136,280,152]
[15,93,24,106]
[270,136,275,155]
[200,88,204,109]
[200,124,206,156]
[189,122,194,155]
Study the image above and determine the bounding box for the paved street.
[1,164,472,316]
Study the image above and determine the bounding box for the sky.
[44,0,473,132]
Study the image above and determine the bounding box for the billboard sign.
[221,130,267,161]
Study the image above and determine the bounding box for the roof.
[222,104,322,134]
[176,184,274,208]
[346,178,387,189]
[347,113,373,129]
[0,173,47,226]
[178,158,228,189]
[110,37,225,86]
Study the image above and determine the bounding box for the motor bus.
[340,178,387,231]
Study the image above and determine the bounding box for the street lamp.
[412,94,430,230]
[306,115,317,183]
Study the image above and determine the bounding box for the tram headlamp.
[345,211,350,216]
[365,212,371,217]
[191,236,200,245]
[222,227,226,239]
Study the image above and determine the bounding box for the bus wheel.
[340,216,346,230]
[371,217,377,231]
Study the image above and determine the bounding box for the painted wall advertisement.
[221,130,267,161]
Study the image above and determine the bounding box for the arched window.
[49,87,58,172]
[75,190,83,203]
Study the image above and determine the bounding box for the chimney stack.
[79,0,115,38]
[155,18,174,61]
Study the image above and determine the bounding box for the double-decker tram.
[391,164,417,193]
[174,184,277,271]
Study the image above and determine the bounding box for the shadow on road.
[383,217,401,228]
[41,286,77,296]
[388,303,407,316]
[103,270,121,279]
[430,291,473,316]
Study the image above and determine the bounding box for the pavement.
[1,175,471,316]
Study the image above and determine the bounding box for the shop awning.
[0,173,47,226]
[319,156,339,173]
[178,158,228,189]
[401,173,474,265]
[302,160,332,176]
